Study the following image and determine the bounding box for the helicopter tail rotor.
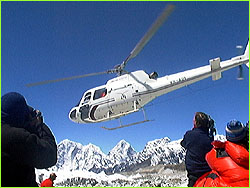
[236,42,249,80]
[237,64,244,80]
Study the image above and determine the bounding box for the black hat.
[1,92,30,128]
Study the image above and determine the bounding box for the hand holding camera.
[29,108,43,126]
[26,107,44,136]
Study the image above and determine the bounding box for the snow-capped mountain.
[50,135,226,174]
[37,135,226,186]
[107,139,137,164]
[53,139,108,172]
[51,136,189,174]
[138,137,185,166]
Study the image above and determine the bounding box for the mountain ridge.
[51,135,225,174]
[53,136,185,174]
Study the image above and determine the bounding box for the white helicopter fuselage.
[69,45,249,124]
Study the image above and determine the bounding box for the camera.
[28,106,43,125]
[24,106,44,136]
[28,106,41,118]
[28,106,38,117]
[208,115,216,137]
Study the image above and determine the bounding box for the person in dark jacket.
[181,112,215,187]
[1,92,57,187]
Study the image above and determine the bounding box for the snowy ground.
[36,165,188,187]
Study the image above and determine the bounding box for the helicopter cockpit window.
[93,88,107,100]
[83,92,91,104]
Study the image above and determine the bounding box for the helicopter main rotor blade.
[26,71,109,87]
[121,4,175,69]
[27,5,175,87]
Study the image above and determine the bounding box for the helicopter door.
[108,83,134,118]
[91,87,109,120]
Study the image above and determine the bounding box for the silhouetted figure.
[1,92,57,187]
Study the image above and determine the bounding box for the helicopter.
[27,5,249,130]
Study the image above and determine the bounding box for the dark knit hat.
[1,92,30,128]
[226,120,246,142]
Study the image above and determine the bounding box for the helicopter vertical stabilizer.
[244,41,249,57]
[244,41,249,67]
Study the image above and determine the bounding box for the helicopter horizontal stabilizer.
[101,119,152,130]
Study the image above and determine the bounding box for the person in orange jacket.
[40,173,57,187]
[194,120,249,187]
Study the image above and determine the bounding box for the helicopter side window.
[93,88,107,100]
[83,92,91,103]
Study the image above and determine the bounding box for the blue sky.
[2,1,249,154]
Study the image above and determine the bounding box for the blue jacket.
[181,127,214,177]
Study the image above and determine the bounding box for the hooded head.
[1,92,30,128]
[226,119,246,143]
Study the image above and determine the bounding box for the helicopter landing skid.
[101,119,152,130]
[101,107,153,130]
